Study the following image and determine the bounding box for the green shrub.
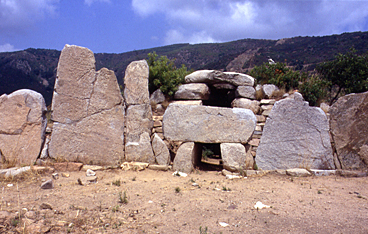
[147,52,192,97]
[299,75,329,106]
[249,62,304,91]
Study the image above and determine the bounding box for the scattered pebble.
[52,173,59,180]
[7,184,13,187]
[40,203,53,210]
[254,201,270,209]
[40,179,54,189]
[172,171,187,177]
[219,222,229,227]
[86,169,96,177]
[61,173,70,178]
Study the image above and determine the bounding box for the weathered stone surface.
[121,162,149,171]
[163,104,256,143]
[171,100,202,105]
[172,142,201,173]
[125,104,153,142]
[124,60,150,105]
[185,70,254,87]
[262,84,279,98]
[231,98,260,114]
[286,168,311,177]
[330,91,368,169]
[256,93,335,170]
[220,143,247,171]
[150,89,166,104]
[174,83,210,100]
[152,133,170,165]
[0,89,47,166]
[236,86,256,99]
[212,83,236,89]
[49,45,125,166]
[125,132,155,163]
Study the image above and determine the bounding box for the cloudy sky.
[0,0,367,53]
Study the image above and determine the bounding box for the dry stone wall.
[1,48,366,172]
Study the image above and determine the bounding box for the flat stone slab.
[286,168,312,177]
[163,104,256,143]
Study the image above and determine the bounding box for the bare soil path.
[1,169,368,233]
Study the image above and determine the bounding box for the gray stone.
[148,164,170,171]
[236,86,256,99]
[125,132,155,163]
[310,169,336,176]
[212,83,236,89]
[329,91,368,169]
[124,60,150,105]
[86,169,96,177]
[185,70,254,87]
[231,98,260,114]
[174,83,210,100]
[220,143,247,171]
[170,100,202,105]
[4,166,31,178]
[49,45,125,166]
[40,179,54,189]
[150,89,166,104]
[163,104,256,143]
[152,133,170,165]
[256,94,335,170]
[286,168,311,177]
[125,104,153,143]
[0,89,47,166]
[172,142,201,174]
[262,84,279,98]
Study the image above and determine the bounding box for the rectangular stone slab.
[163,104,256,143]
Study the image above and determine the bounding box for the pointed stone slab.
[256,93,335,170]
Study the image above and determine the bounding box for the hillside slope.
[1,31,367,105]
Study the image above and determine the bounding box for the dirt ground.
[1,168,368,234]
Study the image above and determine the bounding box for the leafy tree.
[249,62,305,91]
[146,52,191,97]
[317,49,368,104]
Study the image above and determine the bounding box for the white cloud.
[0,43,18,52]
[132,0,368,45]
[0,0,59,34]
[84,0,111,6]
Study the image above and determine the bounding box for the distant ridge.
[1,31,367,105]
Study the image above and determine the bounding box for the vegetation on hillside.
[249,49,368,106]
[146,52,192,97]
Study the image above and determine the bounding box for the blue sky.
[1,0,368,53]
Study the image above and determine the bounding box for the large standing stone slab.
[185,70,254,87]
[330,91,368,169]
[220,143,247,171]
[125,104,153,143]
[256,93,335,170]
[0,89,47,165]
[49,45,125,166]
[173,142,201,173]
[163,104,256,143]
[235,86,256,99]
[124,60,150,105]
[174,83,210,100]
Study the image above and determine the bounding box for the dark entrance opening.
[194,143,223,171]
[202,85,235,107]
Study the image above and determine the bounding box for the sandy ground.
[1,168,368,234]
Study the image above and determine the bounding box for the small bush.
[175,187,181,193]
[119,191,128,204]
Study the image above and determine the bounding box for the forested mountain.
[1,31,367,105]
